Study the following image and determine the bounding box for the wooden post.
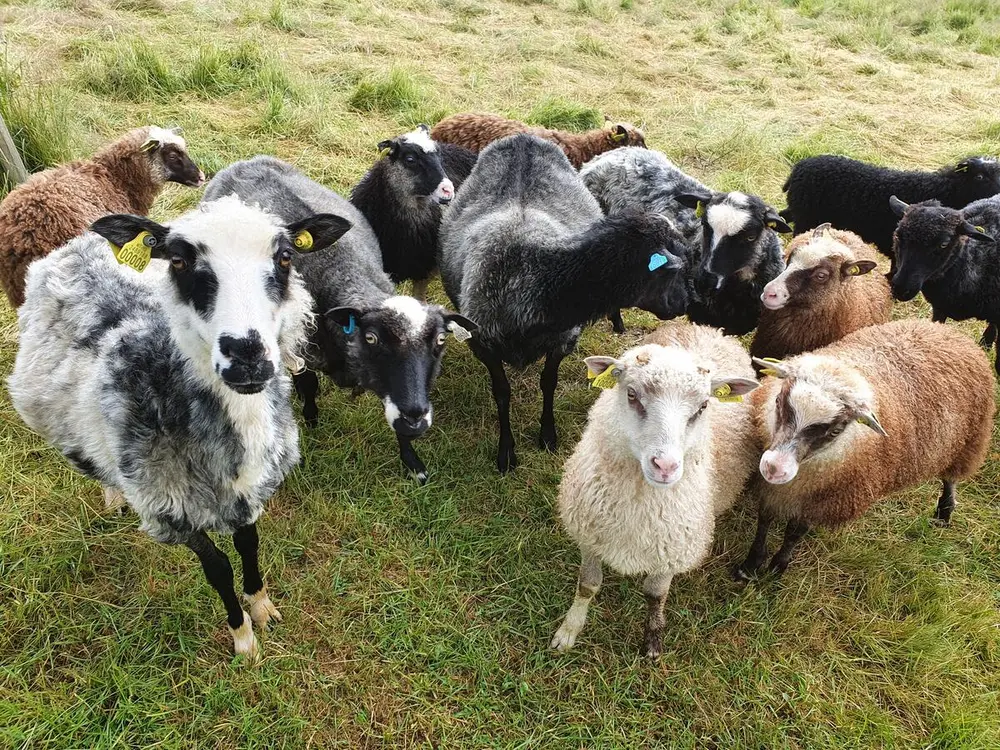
[0,113,29,186]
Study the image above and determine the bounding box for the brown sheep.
[735,318,995,579]
[750,224,892,363]
[0,126,203,307]
[429,113,645,169]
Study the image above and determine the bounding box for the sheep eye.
[626,387,638,402]
[689,401,709,423]
[939,239,950,248]
[365,332,378,345]
[405,155,416,164]
[829,425,845,437]
[170,256,187,272]
[814,270,830,282]
[975,173,985,180]
[436,332,446,346]
[278,249,293,269]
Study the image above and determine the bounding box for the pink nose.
[651,456,678,475]
[762,290,777,301]
[441,185,453,197]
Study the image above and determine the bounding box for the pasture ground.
[2,0,1000,746]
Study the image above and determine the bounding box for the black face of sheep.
[677,191,791,292]
[141,127,205,187]
[377,125,455,204]
[888,197,995,301]
[326,301,477,438]
[945,157,1000,206]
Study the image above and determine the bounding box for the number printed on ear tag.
[110,231,154,273]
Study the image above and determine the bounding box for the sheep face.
[91,196,351,394]
[761,234,877,310]
[944,157,1000,206]
[606,122,646,149]
[327,297,476,437]
[587,346,757,487]
[679,192,791,292]
[889,198,995,301]
[377,126,455,204]
[144,126,205,188]
[754,356,886,484]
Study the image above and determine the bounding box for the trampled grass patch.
[1,0,1000,746]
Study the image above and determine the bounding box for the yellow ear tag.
[766,221,777,229]
[848,264,861,275]
[609,131,626,143]
[293,230,314,251]
[588,368,619,390]
[695,201,705,219]
[713,383,743,403]
[975,225,987,233]
[760,368,778,377]
[110,231,154,272]
[378,147,391,158]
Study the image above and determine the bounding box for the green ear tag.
[588,368,618,390]
[294,230,314,251]
[110,231,154,272]
[713,383,743,403]
[695,201,705,219]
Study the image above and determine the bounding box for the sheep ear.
[139,137,160,153]
[958,222,995,242]
[751,356,791,378]
[285,214,352,253]
[417,123,430,133]
[855,407,888,437]
[811,222,833,238]
[888,195,910,217]
[91,214,169,256]
[710,377,759,402]
[764,207,792,234]
[954,160,971,173]
[377,139,395,158]
[841,259,877,278]
[444,312,477,342]
[326,306,362,335]
[584,356,624,389]
[675,192,712,212]
[608,124,628,143]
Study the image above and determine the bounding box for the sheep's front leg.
[933,479,956,526]
[551,551,602,651]
[102,485,128,515]
[411,277,430,301]
[185,531,258,662]
[609,310,626,334]
[473,345,517,473]
[734,509,774,581]
[767,519,810,576]
[397,433,429,484]
[293,370,320,428]
[538,350,566,452]
[233,523,281,628]
[642,571,673,658]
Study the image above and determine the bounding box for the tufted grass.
[2,0,1000,746]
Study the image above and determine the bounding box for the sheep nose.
[219,331,266,364]
[401,404,428,425]
[650,456,679,476]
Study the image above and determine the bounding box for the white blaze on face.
[382,295,430,338]
[706,198,751,252]
[401,127,437,153]
[146,125,187,150]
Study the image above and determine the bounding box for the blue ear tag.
[342,315,356,335]
[648,253,669,272]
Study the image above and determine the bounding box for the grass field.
[2,0,1000,746]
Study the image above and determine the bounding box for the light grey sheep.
[204,157,476,483]
[438,134,688,473]
[8,196,349,660]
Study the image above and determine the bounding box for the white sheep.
[551,323,759,656]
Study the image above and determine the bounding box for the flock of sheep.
[2,112,999,660]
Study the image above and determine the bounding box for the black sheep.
[781,155,1000,269]
[350,125,477,299]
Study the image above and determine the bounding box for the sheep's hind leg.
[734,510,774,581]
[293,370,320,428]
[103,486,128,515]
[233,523,281,628]
[767,519,810,577]
[185,531,258,662]
[538,351,566,452]
[397,433,429,484]
[933,479,956,526]
[551,550,602,652]
[642,571,674,658]
[609,310,626,334]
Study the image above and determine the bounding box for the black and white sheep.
[781,154,1000,267]
[438,134,688,473]
[7,196,348,660]
[350,125,477,299]
[888,195,1000,370]
[204,157,476,483]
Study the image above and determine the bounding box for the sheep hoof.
[930,515,951,528]
[538,432,557,452]
[732,563,756,582]
[497,449,519,474]
[550,623,579,652]
[643,631,663,658]
[245,588,282,628]
[767,559,790,577]
[415,471,429,485]
[103,486,128,515]
[230,612,260,663]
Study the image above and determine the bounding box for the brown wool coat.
[429,113,645,169]
[0,127,165,307]
[751,319,995,528]
[750,229,892,361]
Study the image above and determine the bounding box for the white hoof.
[550,621,580,652]
[230,611,259,662]
[244,587,282,628]
[103,486,127,513]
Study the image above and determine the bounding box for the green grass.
[2,0,1000,746]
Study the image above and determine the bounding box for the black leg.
[931,308,946,323]
[233,523,263,597]
[538,350,565,452]
[397,433,429,484]
[609,310,626,334]
[978,323,997,351]
[933,479,956,526]
[768,519,811,576]
[294,370,320,428]
[734,510,774,581]
[185,531,244,631]
[473,345,517,473]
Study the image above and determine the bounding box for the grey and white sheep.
[552,323,759,656]
[204,156,476,483]
[0,125,204,307]
[8,196,348,659]
[438,134,688,474]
